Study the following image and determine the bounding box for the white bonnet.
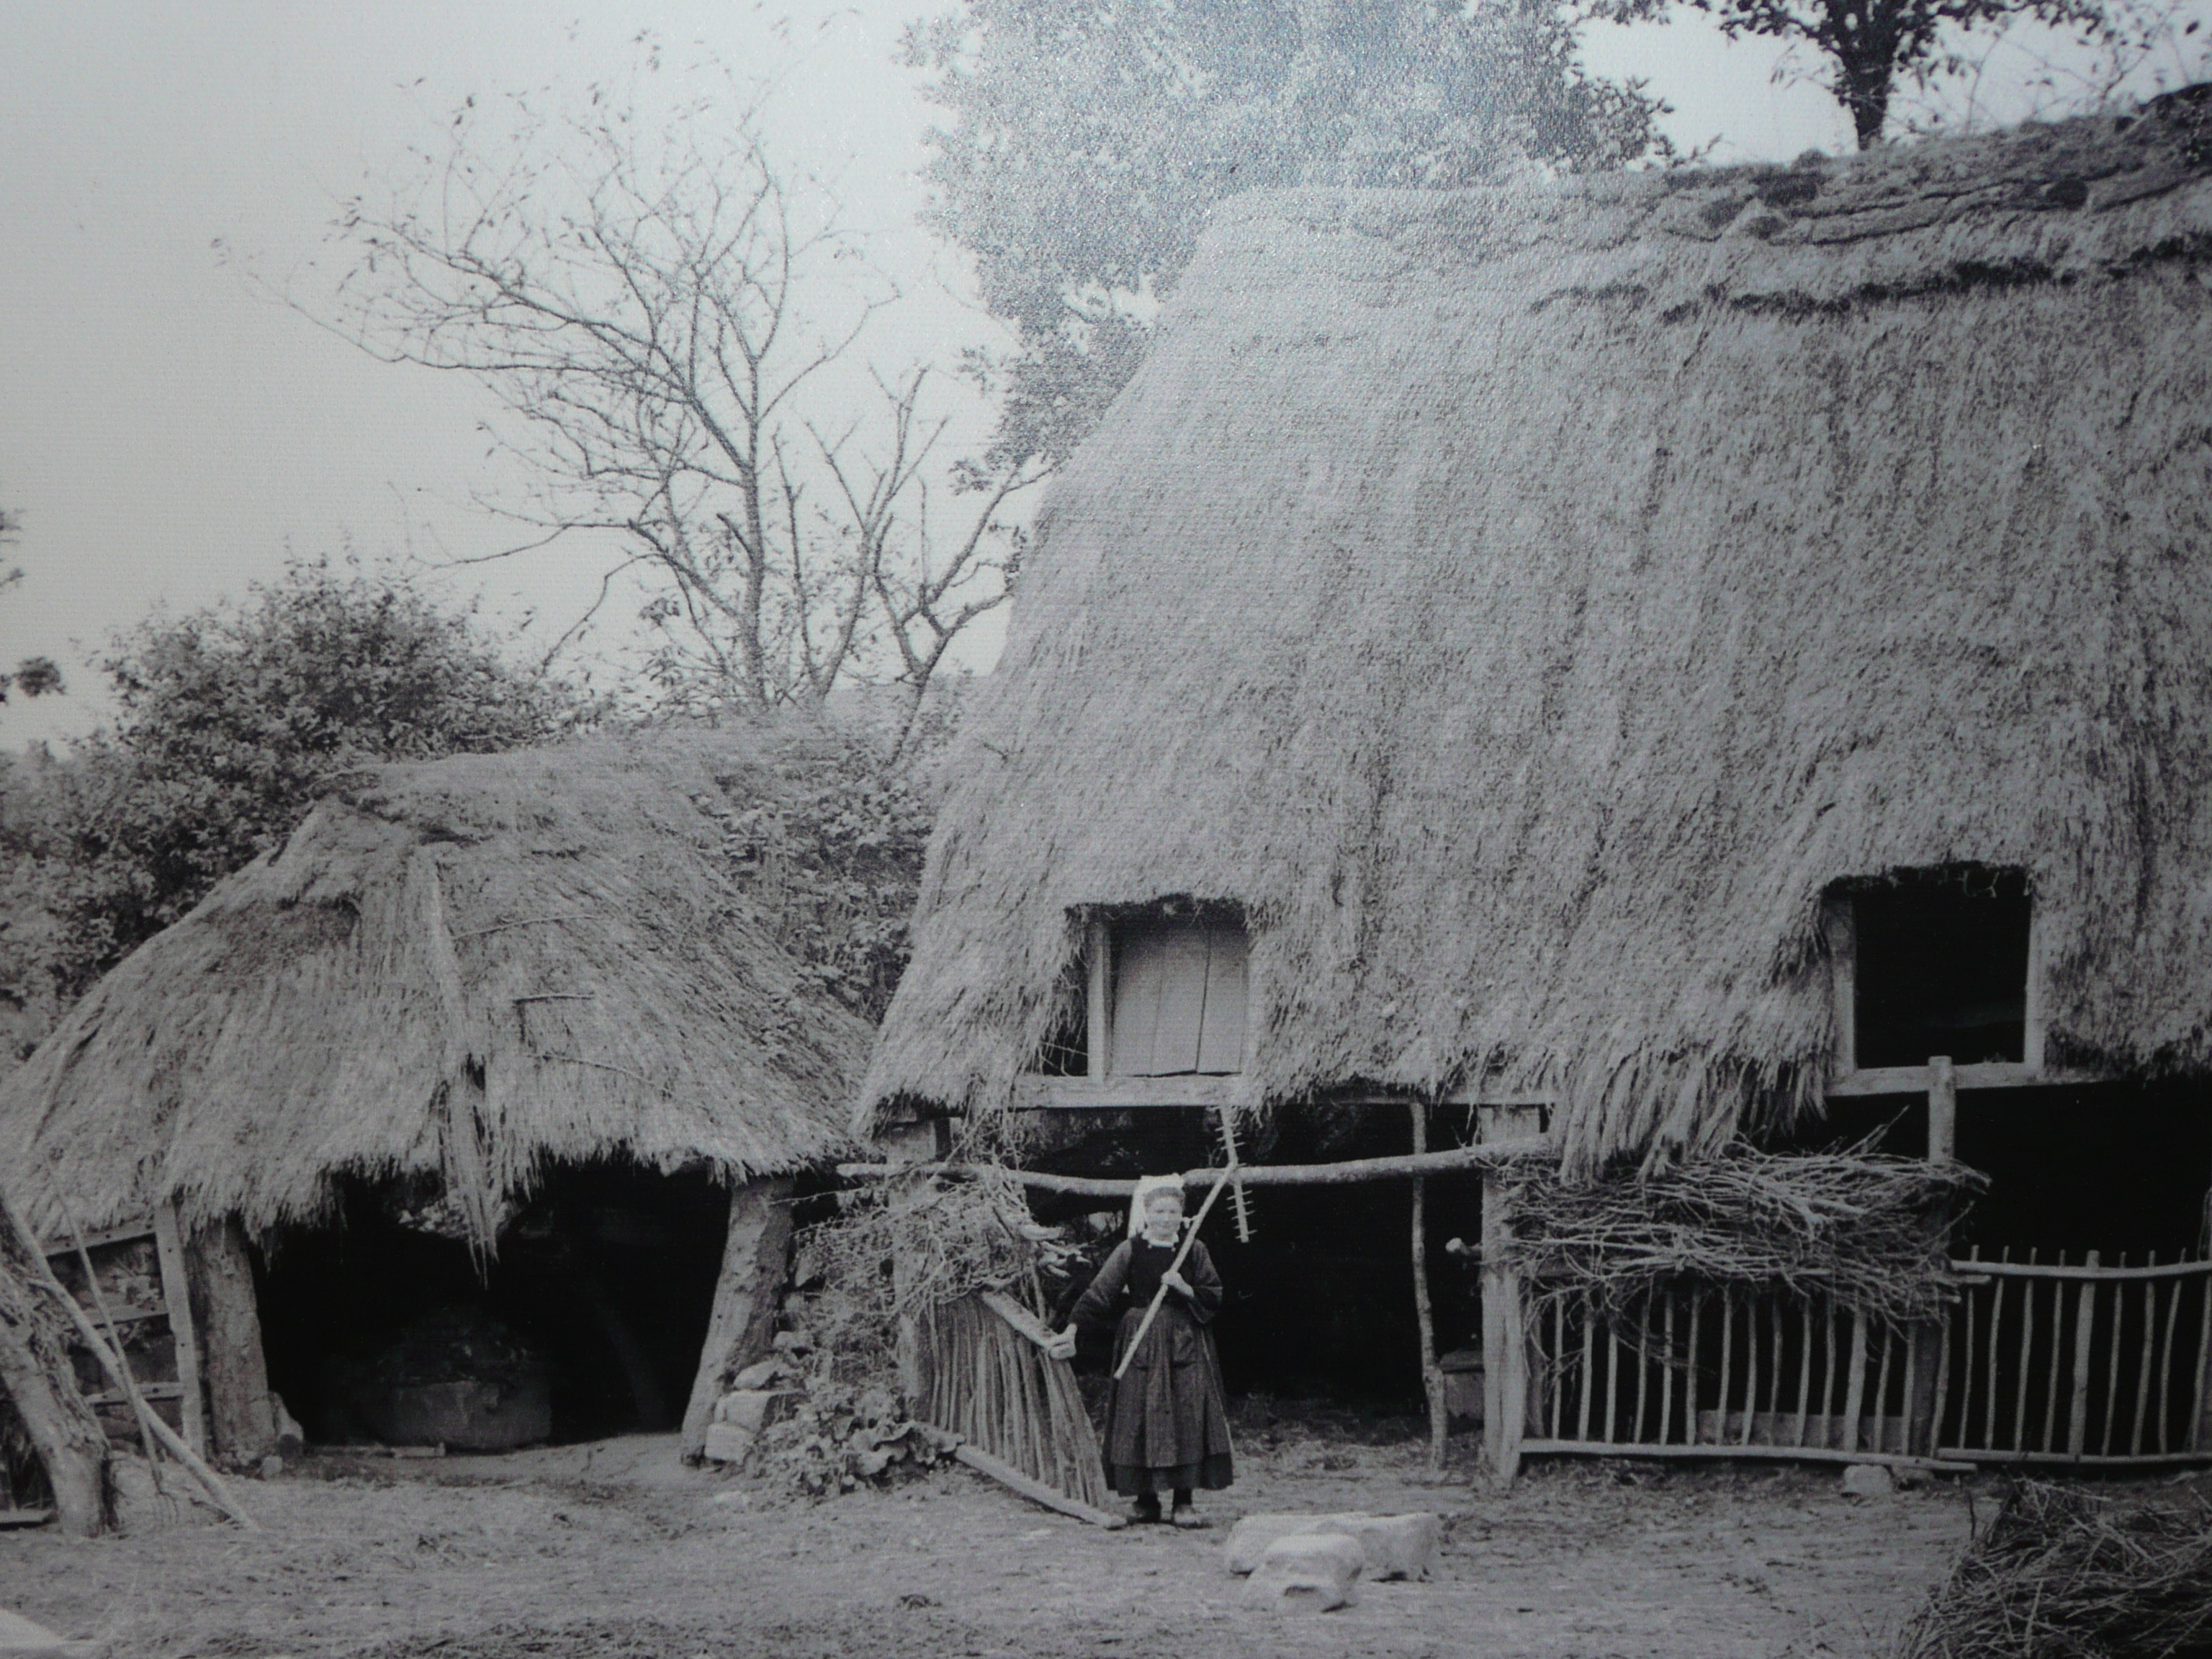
[1127,1174,1187,1238]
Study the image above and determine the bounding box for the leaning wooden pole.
[0,1185,112,1536]
[33,1256,257,1530]
[1410,1101,1448,1474]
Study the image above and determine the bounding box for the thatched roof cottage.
[2,729,871,1462]
[866,104,2212,1161]
[863,106,2212,1464]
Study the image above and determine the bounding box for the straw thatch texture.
[865,106,2212,1174]
[0,729,871,1243]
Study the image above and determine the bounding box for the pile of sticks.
[1498,1141,1984,1330]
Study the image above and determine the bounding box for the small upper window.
[1850,865,2031,1069]
[1108,915,1248,1076]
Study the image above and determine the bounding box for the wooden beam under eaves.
[1009,1074,1554,1112]
[1827,1061,2108,1098]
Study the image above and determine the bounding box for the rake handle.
[1112,1166,1235,1382]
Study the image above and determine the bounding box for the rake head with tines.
[1217,1102,1254,1242]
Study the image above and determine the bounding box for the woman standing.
[1051,1175,1234,1527]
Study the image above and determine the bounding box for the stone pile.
[1225,1511,1442,1613]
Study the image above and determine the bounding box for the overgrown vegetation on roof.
[0,728,876,1246]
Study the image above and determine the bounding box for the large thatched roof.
[864,103,2212,1174]
[1,729,872,1241]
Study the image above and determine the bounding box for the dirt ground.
[2,1408,2019,1659]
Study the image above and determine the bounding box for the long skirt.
[1102,1302,1234,1495]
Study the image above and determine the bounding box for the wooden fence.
[1937,1249,2212,1465]
[1500,1254,2212,1474]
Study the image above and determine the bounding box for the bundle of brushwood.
[1892,1480,2212,1659]
[1497,1141,1984,1330]
[806,1162,1085,1350]
[803,1161,1107,1510]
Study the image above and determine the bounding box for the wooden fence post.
[1410,1102,1447,1474]
[1908,1057,1956,1454]
[152,1202,208,1457]
[1480,1167,1526,1485]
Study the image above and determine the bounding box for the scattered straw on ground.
[1892,1479,2212,1659]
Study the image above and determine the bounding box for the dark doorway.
[1019,1102,1480,1409]
[258,1159,731,1447]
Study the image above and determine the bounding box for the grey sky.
[3,1,2200,748]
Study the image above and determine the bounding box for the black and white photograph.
[4,2,2212,1654]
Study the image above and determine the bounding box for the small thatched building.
[2,728,871,1462]
[863,107,2212,1452]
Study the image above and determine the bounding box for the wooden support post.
[1909,1058,1956,1454]
[1409,1101,1447,1474]
[680,1176,796,1463]
[1926,1056,1956,1165]
[1479,1167,1526,1486]
[183,1215,276,1468]
[152,1202,207,1457]
[2023,910,2047,1075]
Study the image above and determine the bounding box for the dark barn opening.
[1773,1084,2212,1261]
[1954,1082,2212,1260]
[258,1158,731,1448]
[1018,1103,1483,1411]
[1851,865,2032,1069]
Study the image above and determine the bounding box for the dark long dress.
[1069,1236,1235,1496]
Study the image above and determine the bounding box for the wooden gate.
[1503,1254,2212,1472]
[1935,1250,2212,1465]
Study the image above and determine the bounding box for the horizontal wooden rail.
[1827,1063,2109,1098]
[838,1137,1547,1197]
[976,1290,1061,1349]
[1935,1448,2212,1467]
[1010,1074,1557,1111]
[40,1221,157,1254]
[1955,1259,2212,1282]
[1521,1440,1959,1472]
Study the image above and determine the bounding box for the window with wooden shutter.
[1107,917,1248,1076]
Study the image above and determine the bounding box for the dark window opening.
[1110,914,1247,1076]
[1851,865,2031,1069]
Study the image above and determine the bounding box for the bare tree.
[321,71,1043,757]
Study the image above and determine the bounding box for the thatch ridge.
[863,107,2212,1174]
[1,727,871,1240]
